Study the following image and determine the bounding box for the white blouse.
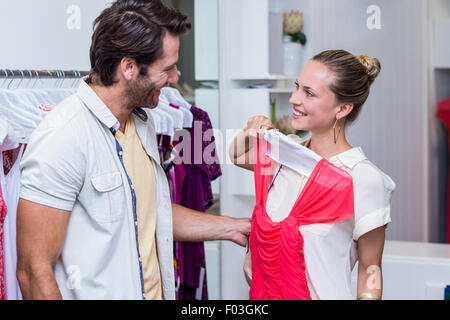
[265,135,396,300]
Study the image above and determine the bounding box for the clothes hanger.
[32,70,41,89]
[161,87,191,109]
[153,107,174,136]
[1,70,9,88]
[7,70,17,90]
[160,87,193,128]
[158,93,184,130]
[24,70,33,88]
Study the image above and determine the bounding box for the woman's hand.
[229,116,275,171]
[244,116,275,139]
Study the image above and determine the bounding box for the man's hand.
[221,216,251,247]
[172,204,251,247]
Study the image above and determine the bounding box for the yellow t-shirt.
[115,116,162,300]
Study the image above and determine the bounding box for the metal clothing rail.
[0,69,90,78]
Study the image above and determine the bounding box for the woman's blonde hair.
[312,50,381,125]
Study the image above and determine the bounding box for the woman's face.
[290,60,340,133]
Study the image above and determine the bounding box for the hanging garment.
[0,186,6,300]
[172,105,222,300]
[0,90,48,144]
[157,134,177,203]
[2,144,25,300]
[160,87,194,128]
[249,138,354,300]
[436,97,450,244]
[0,119,22,300]
[158,95,184,131]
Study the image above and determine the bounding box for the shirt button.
[119,151,123,156]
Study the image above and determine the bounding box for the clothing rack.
[0,69,90,79]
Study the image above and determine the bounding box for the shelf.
[231,75,297,81]
[268,88,294,94]
[230,87,294,94]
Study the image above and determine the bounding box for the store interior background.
[1,0,450,299]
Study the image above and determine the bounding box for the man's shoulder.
[29,94,90,148]
[45,94,85,127]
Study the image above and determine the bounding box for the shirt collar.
[300,137,367,169]
[77,79,120,131]
[77,78,148,132]
[330,147,368,169]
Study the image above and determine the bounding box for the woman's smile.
[293,108,307,119]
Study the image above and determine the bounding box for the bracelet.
[357,292,380,300]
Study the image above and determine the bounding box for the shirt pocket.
[300,223,333,236]
[90,171,126,223]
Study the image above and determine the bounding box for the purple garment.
[158,135,176,202]
[175,164,209,300]
[173,106,222,209]
[172,106,222,300]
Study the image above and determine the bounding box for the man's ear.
[337,103,354,120]
[119,57,137,81]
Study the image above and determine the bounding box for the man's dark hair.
[89,0,191,86]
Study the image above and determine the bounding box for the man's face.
[124,32,180,110]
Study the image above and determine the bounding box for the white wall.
[0,0,111,70]
[219,0,438,300]
[310,0,430,242]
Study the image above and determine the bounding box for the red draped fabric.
[249,138,355,300]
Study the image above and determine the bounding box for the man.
[16,0,250,300]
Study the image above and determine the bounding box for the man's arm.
[172,204,251,247]
[16,199,70,300]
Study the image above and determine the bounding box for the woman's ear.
[336,103,354,120]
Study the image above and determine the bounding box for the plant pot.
[283,42,302,77]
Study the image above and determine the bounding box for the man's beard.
[123,75,161,110]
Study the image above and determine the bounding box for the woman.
[230,50,396,300]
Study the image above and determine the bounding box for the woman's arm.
[228,116,274,172]
[356,225,386,300]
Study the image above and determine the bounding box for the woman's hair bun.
[356,55,381,85]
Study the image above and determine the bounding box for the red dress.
[249,138,355,300]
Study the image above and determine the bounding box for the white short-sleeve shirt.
[265,135,396,300]
[19,80,175,300]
